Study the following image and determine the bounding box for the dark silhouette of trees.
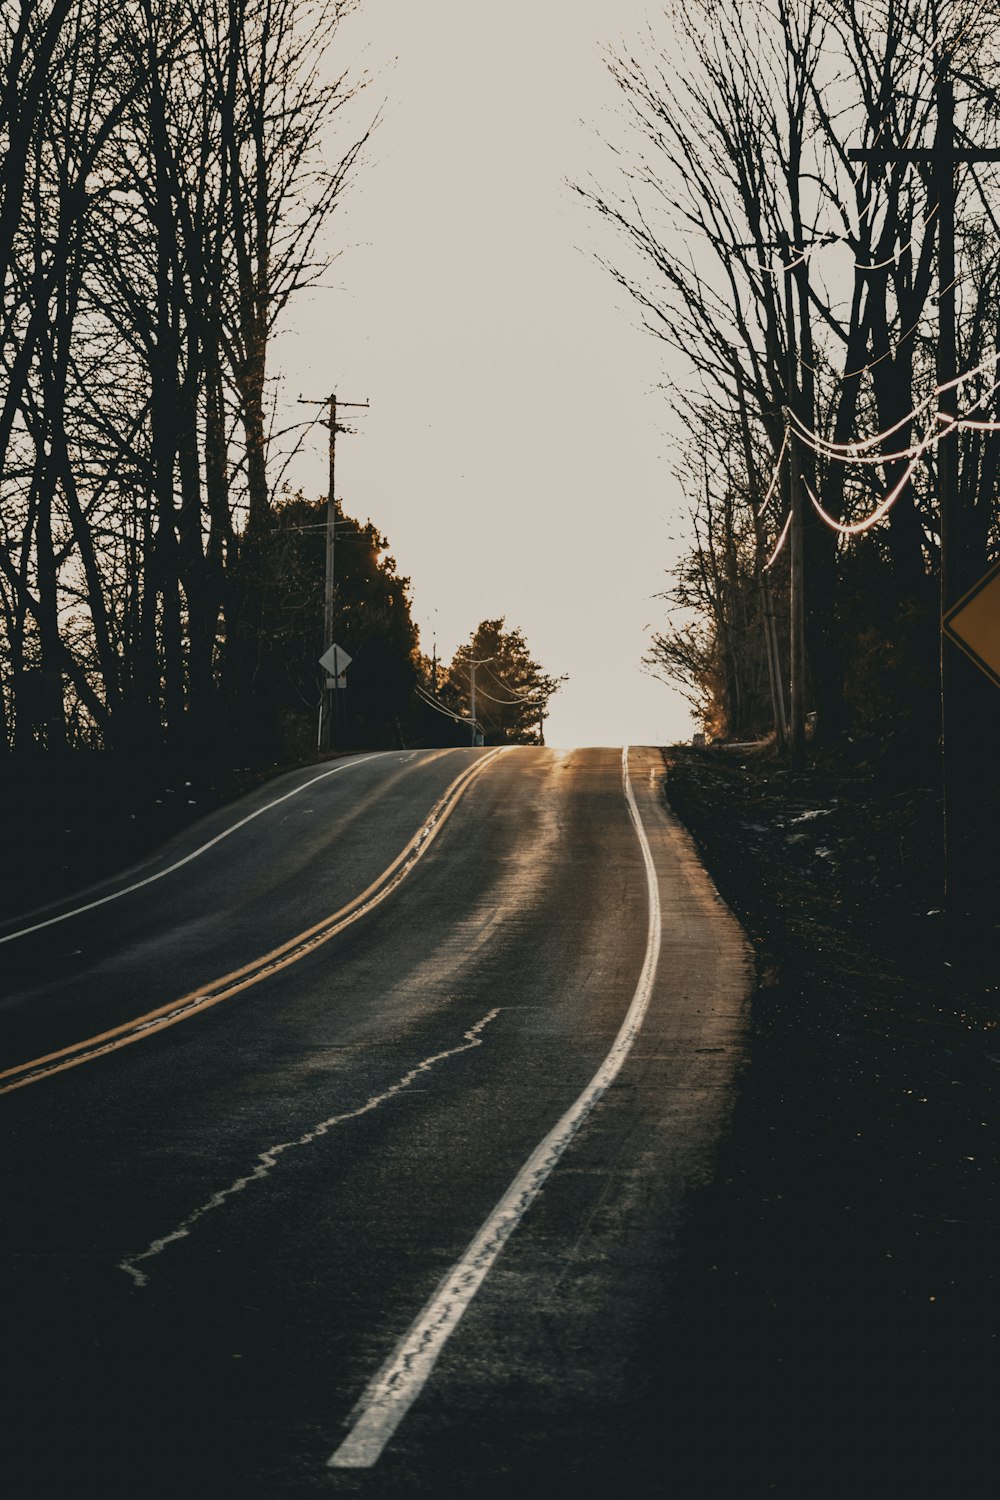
[258,494,420,754]
[0,0,368,757]
[587,0,1000,755]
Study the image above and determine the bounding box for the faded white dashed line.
[119,1008,501,1289]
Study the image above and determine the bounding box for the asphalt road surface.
[0,746,750,1497]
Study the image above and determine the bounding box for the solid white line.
[0,750,426,946]
[327,744,661,1470]
[0,749,503,1096]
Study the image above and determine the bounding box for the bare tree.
[586,0,1000,742]
[0,0,368,752]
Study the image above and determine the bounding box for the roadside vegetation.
[639,742,999,1496]
[586,0,1000,770]
[0,0,367,756]
[0,3,563,767]
[0,2,564,914]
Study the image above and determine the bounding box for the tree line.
[261,496,561,752]
[0,2,563,758]
[0,0,364,754]
[587,0,1000,765]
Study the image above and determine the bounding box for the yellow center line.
[0,749,504,1098]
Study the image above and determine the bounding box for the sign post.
[317,644,352,751]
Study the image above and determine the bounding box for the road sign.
[943,559,1000,691]
[325,673,348,690]
[318,643,352,677]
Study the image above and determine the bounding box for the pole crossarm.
[297,396,371,407]
[848,147,1000,162]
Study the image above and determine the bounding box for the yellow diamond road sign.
[943,559,1000,690]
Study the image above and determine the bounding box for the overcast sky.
[275,0,694,748]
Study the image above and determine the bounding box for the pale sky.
[275,0,695,748]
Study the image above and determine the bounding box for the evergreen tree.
[443,619,564,745]
[256,493,419,755]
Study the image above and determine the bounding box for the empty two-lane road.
[0,746,750,1496]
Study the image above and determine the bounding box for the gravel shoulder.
[628,744,1000,1498]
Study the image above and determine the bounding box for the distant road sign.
[319,643,352,677]
[325,673,348,690]
[943,560,1000,690]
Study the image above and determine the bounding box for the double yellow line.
[0,750,503,1098]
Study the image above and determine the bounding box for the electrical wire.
[837,313,924,381]
[852,205,939,273]
[478,661,545,705]
[791,408,945,465]
[789,373,1000,541]
[789,390,938,456]
[415,684,469,727]
[762,509,793,570]
[802,457,921,538]
[472,682,542,707]
[756,428,789,517]
[788,351,1000,460]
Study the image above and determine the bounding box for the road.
[0,746,750,1497]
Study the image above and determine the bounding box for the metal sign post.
[317,644,352,751]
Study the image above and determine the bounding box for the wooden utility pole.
[298,393,369,751]
[466,657,494,746]
[781,242,807,766]
[729,236,830,761]
[849,56,1000,918]
[733,352,788,750]
[935,68,963,919]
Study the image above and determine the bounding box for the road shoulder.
[630,745,1000,1498]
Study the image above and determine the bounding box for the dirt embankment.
[639,745,999,1497]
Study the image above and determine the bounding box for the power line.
[755,428,788,517]
[415,684,470,728]
[787,355,1000,459]
[472,682,542,707]
[763,509,793,571]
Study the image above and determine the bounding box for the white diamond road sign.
[318,643,352,677]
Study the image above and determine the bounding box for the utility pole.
[936,65,963,920]
[733,350,788,750]
[467,656,493,746]
[849,55,1000,920]
[469,661,478,746]
[781,239,807,766]
[730,235,826,762]
[298,392,369,751]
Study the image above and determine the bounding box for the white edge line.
[0,750,505,1095]
[0,750,438,946]
[327,744,662,1470]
